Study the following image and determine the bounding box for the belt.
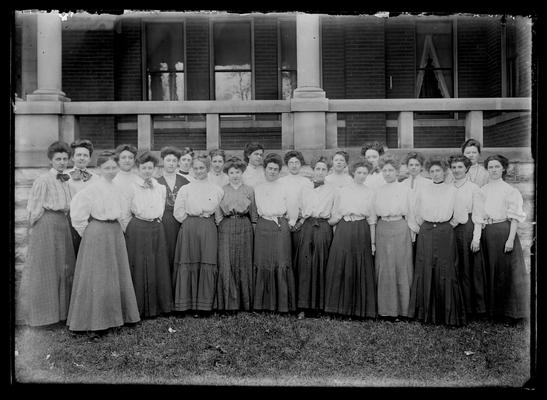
[90,216,118,223]
[423,220,450,228]
[486,218,508,225]
[308,217,328,227]
[188,214,213,219]
[45,209,68,215]
[380,215,403,222]
[134,215,162,223]
[228,214,248,218]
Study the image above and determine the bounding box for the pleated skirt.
[324,219,377,318]
[294,218,333,310]
[161,206,181,281]
[454,217,487,315]
[375,218,413,317]
[173,216,218,311]
[125,217,173,318]
[18,210,76,326]
[215,216,254,311]
[253,217,296,312]
[67,219,140,331]
[482,221,529,319]
[409,221,467,326]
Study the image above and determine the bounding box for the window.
[279,19,297,99]
[145,23,184,101]
[213,21,252,101]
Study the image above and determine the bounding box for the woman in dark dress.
[156,146,190,281]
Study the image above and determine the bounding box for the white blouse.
[364,171,386,190]
[301,183,336,219]
[208,171,229,188]
[373,181,411,218]
[241,165,266,188]
[481,179,526,223]
[278,173,314,217]
[113,170,140,203]
[70,177,131,236]
[332,182,377,224]
[129,177,166,221]
[173,179,224,223]
[27,168,72,226]
[445,164,489,187]
[452,178,485,242]
[324,173,353,189]
[254,179,299,225]
[414,182,457,226]
[67,167,99,195]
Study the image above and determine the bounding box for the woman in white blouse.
[481,155,529,321]
[173,154,224,314]
[408,158,466,326]
[373,154,413,320]
[241,142,266,188]
[324,160,377,319]
[448,154,487,318]
[462,139,489,187]
[68,151,140,334]
[361,141,387,190]
[208,149,230,187]
[293,156,336,317]
[113,143,139,203]
[125,152,173,319]
[324,150,353,189]
[253,153,299,313]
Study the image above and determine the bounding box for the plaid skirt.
[324,219,377,318]
[18,210,76,326]
[215,215,254,310]
[67,219,140,331]
[125,217,173,318]
[409,221,467,326]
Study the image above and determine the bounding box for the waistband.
[187,214,213,219]
[134,215,162,223]
[90,216,118,223]
[380,215,403,222]
[422,220,451,227]
[485,218,509,225]
[44,209,68,215]
[228,213,249,218]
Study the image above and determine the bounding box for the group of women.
[18,137,529,336]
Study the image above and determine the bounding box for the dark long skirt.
[18,210,76,326]
[253,217,296,312]
[294,218,333,310]
[66,212,81,256]
[125,217,173,318]
[324,219,377,318]
[482,221,529,319]
[409,221,467,326]
[161,206,181,283]
[375,219,413,317]
[454,216,487,315]
[215,216,254,310]
[173,216,218,311]
[67,219,140,331]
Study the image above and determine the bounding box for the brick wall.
[484,114,532,147]
[220,127,281,150]
[186,16,210,100]
[321,16,345,99]
[515,17,532,97]
[153,128,207,150]
[485,18,502,98]
[114,19,142,101]
[385,16,416,99]
[254,15,278,100]
[457,16,489,98]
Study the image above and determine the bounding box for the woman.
[173,154,224,313]
[67,150,140,333]
[18,141,76,327]
[361,141,387,190]
[241,142,266,188]
[177,147,195,182]
[481,155,529,321]
[156,146,190,280]
[408,158,467,326]
[253,153,299,313]
[457,139,489,187]
[449,154,487,318]
[324,150,353,189]
[113,143,139,203]
[215,157,258,311]
[373,155,414,319]
[294,156,336,317]
[208,149,230,188]
[125,152,173,318]
[324,160,377,319]
[67,139,98,255]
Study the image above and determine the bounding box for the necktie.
[70,169,92,182]
[56,173,70,183]
[314,181,324,188]
[142,178,154,189]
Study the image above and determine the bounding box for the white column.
[465,111,484,144]
[398,112,414,148]
[206,114,220,150]
[138,114,154,151]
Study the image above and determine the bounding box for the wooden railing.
[14,97,532,151]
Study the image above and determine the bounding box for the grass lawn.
[13,312,531,387]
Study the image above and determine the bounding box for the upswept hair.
[70,139,94,156]
[135,151,159,167]
[448,154,472,171]
[461,138,482,154]
[425,157,449,171]
[404,151,425,166]
[243,142,264,163]
[47,141,71,160]
[193,153,211,170]
[349,160,374,177]
[263,153,283,170]
[181,147,194,157]
[378,154,400,170]
[484,154,509,179]
[223,156,247,174]
[209,149,226,162]
[160,146,182,160]
[115,143,138,157]
[96,150,119,167]
[361,141,386,157]
[332,150,349,163]
[283,150,305,166]
[312,156,331,170]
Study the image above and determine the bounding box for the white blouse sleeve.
[173,185,188,223]
[118,192,132,232]
[506,187,526,223]
[26,177,47,226]
[69,189,92,237]
[367,191,377,225]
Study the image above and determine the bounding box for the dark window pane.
[280,19,296,70]
[146,23,184,72]
[148,72,184,101]
[214,22,251,70]
[215,71,252,100]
